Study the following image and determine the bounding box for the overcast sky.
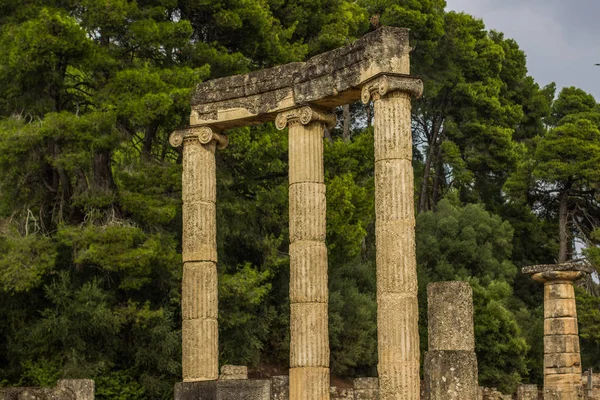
[444,0,600,100]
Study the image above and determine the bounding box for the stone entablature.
[188,27,421,130]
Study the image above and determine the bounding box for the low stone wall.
[0,380,94,400]
[582,372,600,400]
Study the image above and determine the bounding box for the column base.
[174,381,217,400]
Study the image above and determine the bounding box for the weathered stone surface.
[0,381,94,400]
[289,367,329,400]
[173,127,227,383]
[425,282,478,400]
[270,376,289,400]
[522,262,595,277]
[175,381,218,400]
[220,365,248,380]
[372,87,420,400]
[354,378,379,390]
[424,351,478,400]
[190,27,421,130]
[517,384,539,400]
[0,388,75,400]
[56,380,94,400]
[354,380,379,400]
[329,387,354,400]
[479,387,512,400]
[523,263,592,400]
[217,380,270,400]
[279,108,331,400]
[427,281,475,352]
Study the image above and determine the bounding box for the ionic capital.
[361,74,424,104]
[275,106,337,131]
[169,126,229,149]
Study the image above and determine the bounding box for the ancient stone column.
[522,262,595,400]
[170,126,228,383]
[362,75,423,400]
[424,282,479,400]
[276,106,336,400]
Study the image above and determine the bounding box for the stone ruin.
[0,380,94,400]
[424,282,478,399]
[2,27,598,400]
[170,26,423,400]
[523,262,594,400]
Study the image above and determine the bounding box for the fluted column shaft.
[170,127,228,383]
[369,87,420,400]
[277,106,336,400]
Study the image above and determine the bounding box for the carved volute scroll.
[361,74,424,104]
[275,106,337,131]
[169,126,229,149]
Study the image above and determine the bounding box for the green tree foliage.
[0,0,599,397]
[417,200,529,393]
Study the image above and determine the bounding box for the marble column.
[523,262,594,400]
[170,126,228,383]
[362,75,423,400]
[424,282,478,400]
[276,106,336,400]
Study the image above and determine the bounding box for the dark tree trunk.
[418,127,440,213]
[142,123,157,161]
[431,142,444,210]
[342,104,350,143]
[558,181,572,263]
[93,150,116,192]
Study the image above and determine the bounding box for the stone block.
[219,365,248,380]
[174,381,218,400]
[516,384,539,400]
[424,350,478,400]
[56,380,94,400]
[353,377,378,390]
[0,388,75,400]
[329,387,354,399]
[270,376,289,400]
[217,380,270,400]
[427,281,475,352]
[544,335,580,355]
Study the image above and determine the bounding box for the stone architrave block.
[56,380,94,400]
[217,380,270,400]
[270,376,289,400]
[219,365,248,380]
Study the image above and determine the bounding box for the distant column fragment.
[424,281,479,400]
[170,126,228,383]
[522,262,594,400]
[277,106,336,400]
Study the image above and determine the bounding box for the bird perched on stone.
[370,14,381,30]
